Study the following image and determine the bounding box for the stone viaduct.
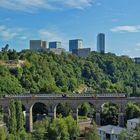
[0,94,140,132]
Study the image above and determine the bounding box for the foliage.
[64,116,80,140]
[0,127,6,140]
[118,127,140,140]
[0,49,140,94]
[126,102,140,120]
[8,100,17,134]
[32,119,49,140]
[56,103,72,117]
[85,121,100,140]
[101,102,118,125]
[15,100,25,132]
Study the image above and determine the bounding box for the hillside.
[0,49,140,95]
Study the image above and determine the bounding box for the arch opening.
[56,103,72,118]
[101,102,119,125]
[32,102,48,122]
[78,102,95,121]
[125,101,140,120]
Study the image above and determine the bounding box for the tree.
[65,116,79,140]
[86,121,100,140]
[126,102,140,120]
[0,127,6,140]
[47,118,69,140]
[15,100,24,132]
[101,102,118,125]
[32,119,49,140]
[56,103,72,117]
[78,102,92,117]
[8,100,17,134]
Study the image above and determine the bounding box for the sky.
[0,0,140,57]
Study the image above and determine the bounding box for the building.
[69,39,83,52]
[127,118,140,130]
[30,40,47,51]
[97,33,105,53]
[72,48,91,58]
[98,125,124,140]
[49,41,61,49]
[47,48,65,55]
[134,57,140,64]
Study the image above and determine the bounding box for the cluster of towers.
[29,33,105,57]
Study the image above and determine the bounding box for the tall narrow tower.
[97,33,105,53]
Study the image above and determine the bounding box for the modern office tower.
[49,41,61,49]
[30,40,47,51]
[72,48,91,58]
[97,33,105,53]
[69,39,83,52]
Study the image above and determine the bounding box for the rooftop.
[127,118,140,123]
[97,125,125,135]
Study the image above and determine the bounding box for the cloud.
[111,25,140,33]
[0,0,93,12]
[0,25,27,40]
[39,28,70,49]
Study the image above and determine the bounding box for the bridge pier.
[118,112,125,127]
[48,105,56,120]
[95,112,101,126]
[72,108,78,122]
[48,107,56,120]
[3,106,9,127]
[25,108,33,132]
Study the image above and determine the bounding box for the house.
[97,125,124,140]
[127,118,140,130]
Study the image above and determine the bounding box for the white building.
[127,118,140,130]
[98,125,124,140]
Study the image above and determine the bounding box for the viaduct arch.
[0,94,140,132]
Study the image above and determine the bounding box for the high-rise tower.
[97,33,105,53]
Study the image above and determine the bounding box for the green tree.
[126,102,140,120]
[86,121,100,140]
[0,127,6,140]
[65,116,79,140]
[47,118,69,140]
[15,100,24,132]
[32,119,49,140]
[8,100,17,134]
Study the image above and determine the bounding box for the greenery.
[118,126,140,140]
[85,121,100,140]
[0,48,140,95]
[0,127,6,140]
[101,102,118,125]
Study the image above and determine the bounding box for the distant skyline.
[0,0,140,57]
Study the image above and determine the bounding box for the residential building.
[69,39,83,52]
[30,40,47,51]
[127,118,140,130]
[98,125,124,140]
[72,48,91,58]
[49,41,61,48]
[97,33,105,53]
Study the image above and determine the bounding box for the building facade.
[49,41,61,49]
[97,33,105,53]
[47,48,65,55]
[72,48,91,58]
[134,57,140,64]
[69,39,83,52]
[30,40,47,51]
